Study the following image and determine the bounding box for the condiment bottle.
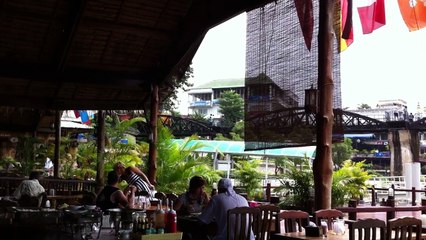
[166,200,177,233]
[154,200,165,229]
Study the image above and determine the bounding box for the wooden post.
[371,186,376,206]
[412,187,416,206]
[266,182,271,202]
[96,110,105,193]
[148,84,159,185]
[313,0,334,210]
[53,110,61,178]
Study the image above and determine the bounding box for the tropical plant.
[0,156,20,173]
[233,159,263,200]
[155,123,221,194]
[331,160,374,207]
[275,156,313,211]
[14,136,45,176]
[275,157,373,209]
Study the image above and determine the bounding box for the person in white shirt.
[44,157,53,176]
[198,178,252,240]
[13,171,46,206]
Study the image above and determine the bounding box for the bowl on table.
[68,205,84,211]
[84,205,97,210]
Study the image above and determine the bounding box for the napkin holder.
[305,226,321,237]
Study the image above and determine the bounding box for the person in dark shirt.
[96,171,136,212]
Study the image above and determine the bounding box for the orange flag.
[398,0,426,31]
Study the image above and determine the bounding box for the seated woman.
[175,176,210,215]
[96,171,136,212]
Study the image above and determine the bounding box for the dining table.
[271,231,348,240]
[47,194,83,209]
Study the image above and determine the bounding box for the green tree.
[332,138,355,168]
[218,90,244,128]
[357,103,371,109]
[162,63,194,112]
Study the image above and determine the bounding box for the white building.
[187,78,244,121]
[351,99,409,122]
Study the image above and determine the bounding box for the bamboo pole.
[313,0,335,210]
[53,110,61,178]
[148,84,159,185]
[96,110,105,193]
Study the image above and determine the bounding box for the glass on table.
[320,219,328,237]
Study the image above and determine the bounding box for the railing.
[0,177,96,196]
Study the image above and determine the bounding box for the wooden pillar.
[313,0,334,210]
[148,84,159,185]
[53,110,61,178]
[96,110,105,193]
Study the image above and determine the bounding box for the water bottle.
[45,200,51,208]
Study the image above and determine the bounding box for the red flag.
[74,110,80,118]
[294,0,313,50]
[341,0,354,51]
[398,0,426,31]
[357,0,386,34]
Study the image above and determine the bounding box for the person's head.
[113,162,126,175]
[217,178,236,196]
[107,171,120,185]
[188,176,206,195]
[29,171,42,180]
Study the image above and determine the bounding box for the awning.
[172,139,315,158]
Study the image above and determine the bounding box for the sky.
[178,1,426,115]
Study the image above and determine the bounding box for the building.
[351,99,409,122]
[187,78,244,122]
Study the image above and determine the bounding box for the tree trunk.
[313,0,334,210]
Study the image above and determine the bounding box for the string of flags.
[73,110,95,125]
[295,0,426,52]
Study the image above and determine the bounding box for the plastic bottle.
[45,200,51,208]
[166,200,177,233]
[155,199,165,229]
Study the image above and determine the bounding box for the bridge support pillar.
[388,130,421,201]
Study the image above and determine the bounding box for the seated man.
[13,171,46,207]
[96,171,136,212]
[198,178,251,240]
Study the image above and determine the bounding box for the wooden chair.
[386,217,422,240]
[154,191,167,203]
[346,218,386,240]
[227,206,261,240]
[257,204,280,240]
[315,209,344,230]
[277,210,310,233]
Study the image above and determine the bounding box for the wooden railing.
[0,177,96,196]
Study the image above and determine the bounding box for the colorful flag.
[79,110,91,125]
[398,0,426,31]
[357,0,386,34]
[73,110,80,118]
[341,0,354,52]
[294,0,313,50]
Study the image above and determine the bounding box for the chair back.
[386,217,422,240]
[18,194,42,207]
[315,209,344,230]
[347,218,386,240]
[257,204,280,240]
[154,192,167,203]
[166,193,178,204]
[278,210,310,233]
[227,206,261,240]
